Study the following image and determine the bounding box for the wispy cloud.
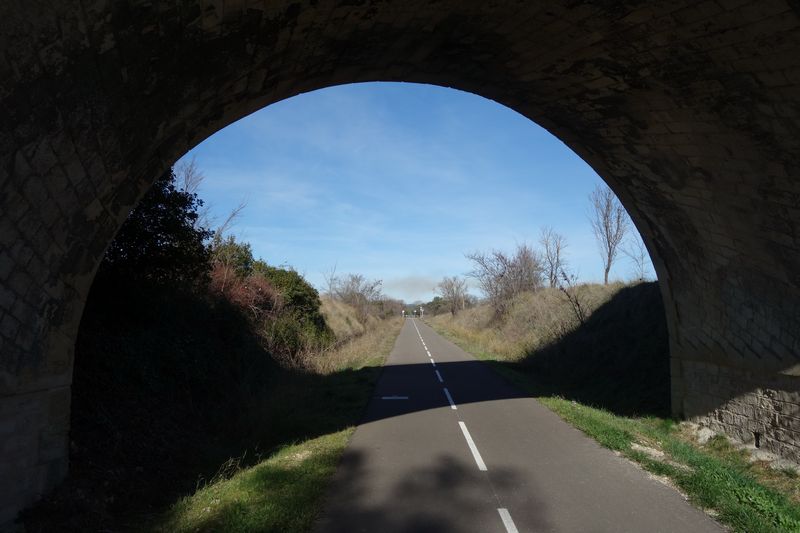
[179,82,653,300]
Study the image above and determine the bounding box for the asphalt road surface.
[314,319,722,533]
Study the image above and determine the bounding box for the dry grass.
[273,298,390,371]
[309,315,402,374]
[432,280,671,417]
[430,282,625,361]
[320,296,380,341]
[432,283,800,532]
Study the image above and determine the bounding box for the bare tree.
[174,157,248,234]
[557,268,587,326]
[622,234,651,282]
[174,156,215,229]
[466,251,500,307]
[333,273,383,304]
[175,156,205,195]
[437,276,469,315]
[331,273,383,323]
[322,263,339,297]
[466,243,545,317]
[588,184,629,284]
[505,244,544,296]
[212,201,247,242]
[539,226,568,288]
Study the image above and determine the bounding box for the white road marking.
[497,509,519,533]
[458,421,487,471]
[412,318,516,527]
[380,396,409,400]
[443,387,457,410]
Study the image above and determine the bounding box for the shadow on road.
[23,283,674,531]
[313,449,553,533]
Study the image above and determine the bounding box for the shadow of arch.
[3,0,800,523]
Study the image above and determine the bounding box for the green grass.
[432,323,800,533]
[152,431,352,533]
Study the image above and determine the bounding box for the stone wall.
[680,360,800,462]
[2,0,800,525]
[0,389,69,525]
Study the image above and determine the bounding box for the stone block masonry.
[0,388,69,525]
[3,0,800,525]
[682,361,800,462]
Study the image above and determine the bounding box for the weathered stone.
[2,0,800,525]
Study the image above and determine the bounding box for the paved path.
[315,319,722,533]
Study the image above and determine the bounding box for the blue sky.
[178,82,653,302]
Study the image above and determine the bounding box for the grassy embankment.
[153,298,401,533]
[23,287,401,533]
[430,282,800,533]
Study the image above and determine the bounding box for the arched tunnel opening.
[19,81,673,529]
[3,1,800,528]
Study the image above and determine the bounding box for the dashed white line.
[380,396,408,400]
[497,508,519,533]
[443,387,457,410]
[458,421,487,471]
[413,318,518,532]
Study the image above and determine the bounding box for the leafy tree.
[98,168,211,287]
[254,261,326,326]
[425,296,448,316]
[253,262,334,353]
[211,235,255,277]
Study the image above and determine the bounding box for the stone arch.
[2,0,800,523]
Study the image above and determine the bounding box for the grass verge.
[430,322,800,533]
[152,431,351,533]
[149,317,402,533]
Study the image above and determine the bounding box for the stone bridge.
[2,0,800,524]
